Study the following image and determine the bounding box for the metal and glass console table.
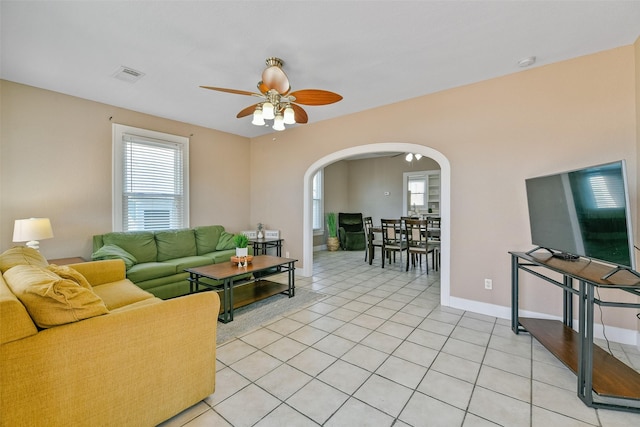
[510,250,640,412]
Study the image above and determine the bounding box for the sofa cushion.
[47,264,92,289]
[156,229,197,262]
[108,296,162,313]
[91,244,137,269]
[126,262,177,283]
[102,231,157,263]
[161,256,212,272]
[0,246,49,273]
[216,231,237,250]
[194,225,224,255]
[91,279,155,310]
[209,249,237,264]
[3,265,109,329]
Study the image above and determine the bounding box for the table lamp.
[13,218,54,250]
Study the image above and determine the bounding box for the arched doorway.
[302,143,451,307]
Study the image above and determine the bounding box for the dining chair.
[427,217,441,271]
[363,216,383,263]
[380,218,408,268]
[404,218,437,272]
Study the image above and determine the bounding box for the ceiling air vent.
[113,66,145,83]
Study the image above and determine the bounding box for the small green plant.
[234,233,249,248]
[326,212,337,238]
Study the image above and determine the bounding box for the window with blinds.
[112,124,189,231]
[312,170,323,231]
[407,174,427,208]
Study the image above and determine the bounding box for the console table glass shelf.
[510,250,640,413]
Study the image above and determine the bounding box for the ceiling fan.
[200,57,343,131]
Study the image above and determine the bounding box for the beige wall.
[324,161,349,217]
[315,155,441,246]
[320,156,440,245]
[0,81,251,260]
[325,155,440,221]
[249,46,638,330]
[637,36,640,248]
[635,36,640,334]
[345,156,440,223]
[1,45,638,332]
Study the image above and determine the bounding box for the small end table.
[48,257,86,265]
[249,238,284,257]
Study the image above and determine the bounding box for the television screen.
[525,160,635,269]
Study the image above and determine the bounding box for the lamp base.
[25,241,40,250]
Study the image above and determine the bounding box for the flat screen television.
[525,160,636,276]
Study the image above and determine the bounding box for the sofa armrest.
[0,291,220,426]
[68,259,126,286]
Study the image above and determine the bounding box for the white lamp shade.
[262,102,275,120]
[13,218,54,249]
[414,153,423,160]
[252,106,265,126]
[283,106,296,124]
[272,113,285,131]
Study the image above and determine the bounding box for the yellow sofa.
[0,248,220,427]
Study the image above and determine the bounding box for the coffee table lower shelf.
[214,280,288,314]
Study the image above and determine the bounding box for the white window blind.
[408,175,426,207]
[113,124,189,231]
[312,170,323,231]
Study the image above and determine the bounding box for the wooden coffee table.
[185,255,297,323]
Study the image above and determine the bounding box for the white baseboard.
[448,296,639,348]
[314,245,326,252]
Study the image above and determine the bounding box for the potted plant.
[257,222,264,239]
[326,212,340,251]
[234,233,249,257]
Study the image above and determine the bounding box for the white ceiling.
[2,1,640,138]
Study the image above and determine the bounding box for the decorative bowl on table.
[230,255,253,265]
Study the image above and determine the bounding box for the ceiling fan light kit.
[262,101,275,120]
[283,106,296,124]
[251,105,265,126]
[201,57,343,132]
[273,113,286,131]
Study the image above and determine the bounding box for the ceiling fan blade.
[236,104,258,118]
[200,86,259,97]
[291,104,308,124]
[289,89,343,105]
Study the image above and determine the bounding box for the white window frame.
[112,124,189,231]
[407,174,427,209]
[312,169,324,235]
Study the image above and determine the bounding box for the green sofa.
[92,225,246,299]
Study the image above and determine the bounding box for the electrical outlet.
[286,251,290,258]
[484,279,493,290]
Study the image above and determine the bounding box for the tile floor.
[160,250,640,426]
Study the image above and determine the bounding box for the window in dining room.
[407,174,427,208]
